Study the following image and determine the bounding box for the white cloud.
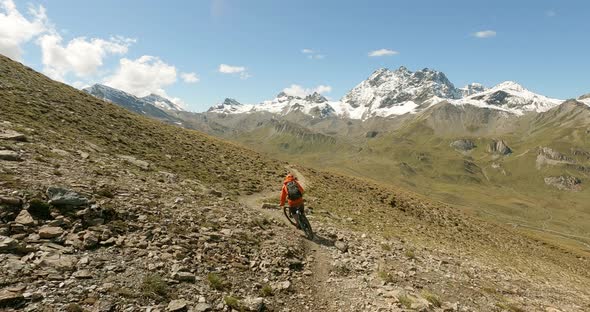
[282,84,332,98]
[302,48,325,60]
[181,72,199,83]
[104,55,177,97]
[218,63,251,79]
[218,63,245,74]
[38,34,134,81]
[314,85,332,94]
[308,54,325,60]
[473,30,496,38]
[0,0,49,60]
[368,49,399,57]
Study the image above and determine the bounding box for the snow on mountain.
[84,84,185,112]
[337,67,464,119]
[207,67,563,120]
[141,93,185,111]
[455,81,562,115]
[209,92,337,118]
[578,93,590,106]
[207,98,245,113]
[459,83,487,97]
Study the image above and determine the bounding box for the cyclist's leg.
[298,202,305,215]
[290,205,301,229]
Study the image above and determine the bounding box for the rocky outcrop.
[538,147,574,162]
[0,150,21,161]
[536,147,576,169]
[450,139,476,151]
[365,131,379,138]
[0,130,27,142]
[487,139,512,155]
[46,187,89,207]
[544,176,582,191]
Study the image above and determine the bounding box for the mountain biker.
[279,173,304,229]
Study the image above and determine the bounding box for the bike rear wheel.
[297,213,314,240]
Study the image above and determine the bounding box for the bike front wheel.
[297,213,314,240]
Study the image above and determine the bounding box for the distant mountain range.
[207,67,571,119]
[84,67,587,124]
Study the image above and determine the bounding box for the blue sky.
[1,0,589,111]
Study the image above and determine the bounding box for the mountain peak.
[494,81,525,92]
[222,98,242,106]
[304,92,328,103]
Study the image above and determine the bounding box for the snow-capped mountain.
[456,81,562,115]
[207,66,563,120]
[84,84,185,112]
[208,92,337,118]
[342,67,461,107]
[207,98,244,113]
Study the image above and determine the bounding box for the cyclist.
[279,173,304,229]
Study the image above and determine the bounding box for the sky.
[1,0,589,112]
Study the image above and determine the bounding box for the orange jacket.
[280,176,304,207]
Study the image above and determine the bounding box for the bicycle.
[283,205,314,240]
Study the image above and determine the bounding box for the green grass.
[421,290,442,308]
[224,296,242,311]
[260,284,273,297]
[398,294,413,308]
[141,274,169,300]
[207,272,225,290]
[377,270,395,284]
[405,248,416,260]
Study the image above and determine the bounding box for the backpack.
[286,181,302,200]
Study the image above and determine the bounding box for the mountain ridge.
[207,66,564,120]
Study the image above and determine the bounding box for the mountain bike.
[283,205,314,240]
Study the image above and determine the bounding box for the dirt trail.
[240,167,338,311]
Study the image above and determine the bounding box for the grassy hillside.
[206,99,590,252]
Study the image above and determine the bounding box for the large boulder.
[0,236,19,253]
[450,139,476,152]
[46,187,89,207]
[544,176,582,191]
[0,290,25,309]
[39,226,64,239]
[487,139,512,155]
[0,150,21,161]
[14,210,34,226]
[119,155,150,171]
[167,299,189,312]
[0,130,27,142]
